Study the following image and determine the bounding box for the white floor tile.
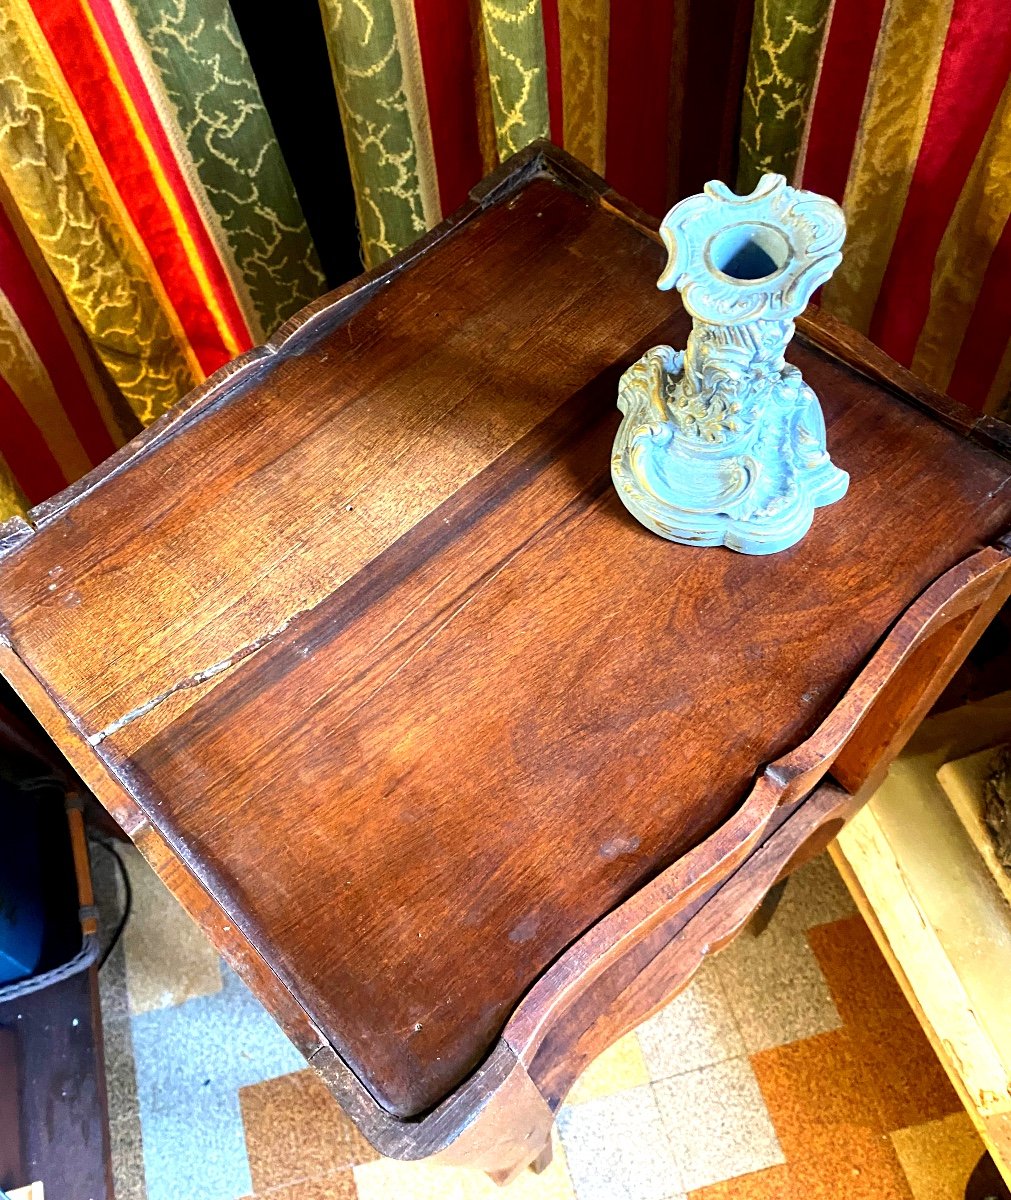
[653,1057,784,1191]
[636,960,745,1080]
[558,1086,686,1200]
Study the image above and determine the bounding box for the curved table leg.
[965,1151,1011,1200]
[748,876,789,937]
[486,1133,553,1186]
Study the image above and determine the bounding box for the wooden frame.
[1,143,1010,1182]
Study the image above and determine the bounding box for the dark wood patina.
[1,143,1009,1180]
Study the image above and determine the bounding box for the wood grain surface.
[507,547,1011,1111]
[1,145,1011,1122]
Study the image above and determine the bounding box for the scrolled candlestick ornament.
[611,174,849,555]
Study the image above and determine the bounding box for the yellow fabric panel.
[0,454,28,524]
[820,0,954,334]
[0,290,92,483]
[0,0,197,425]
[76,0,244,361]
[557,0,609,175]
[0,173,136,451]
[470,0,501,176]
[910,78,1011,394]
[985,339,1011,421]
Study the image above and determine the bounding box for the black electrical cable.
[90,837,132,969]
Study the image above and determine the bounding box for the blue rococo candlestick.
[611,174,849,555]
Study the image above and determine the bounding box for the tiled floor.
[92,846,981,1200]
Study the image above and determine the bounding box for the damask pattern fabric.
[736,0,830,192]
[0,0,320,517]
[556,0,608,174]
[0,0,201,426]
[479,0,552,161]
[0,0,1008,521]
[799,0,1011,416]
[124,0,325,342]
[0,182,137,510]
[328,0,753,268]
[317,0,442,266]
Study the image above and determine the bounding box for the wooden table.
[2,143,1011,1182]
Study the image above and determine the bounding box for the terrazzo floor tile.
[712,922,841,1054]
[352,1132,574,1200]
[653,1057,783,1191]
[91,841,132,1024]
[807,917,961,1131]
[105,1030,148,1200]
[758,856,856,931]
[783,1125,915,1200]
[685,1126,915,1200]
[121,844,223,1015]
[248,1171,359,1199]
[565,1031,651,1105]
[107,1110,150,1200]
[239,1068,379,1192]
[557,1086,685,1200]
[684,1162,793,1200]
[748,1024,923,1199]
[102,1001,140,1109]
[710,852,851,1055]
[92,844,148,1200]
[130,965,307,1200]
[749,1027,882,1160]
[890,1113,985,1200]
[97,848,986,1200]
[636,960,745,1079]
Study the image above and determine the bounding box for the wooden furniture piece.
[1,143,1010,1183]
[833,690,1011,1195]
[0,693,112,1200]
[0,965,110,1200]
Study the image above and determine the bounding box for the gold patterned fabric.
[0,1,197,425]
[2,0,1007,516]
[0,0,320,510]
[796,0,1011,415]
[557,0,609,174]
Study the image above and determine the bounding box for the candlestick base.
[612,343,848,555]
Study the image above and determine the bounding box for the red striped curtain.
[797,0,1011,415]
[0,0,323,519]
[1,0,1008,524]
[0,181,135,513]
[315,0,753,269]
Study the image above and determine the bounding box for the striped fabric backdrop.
[0,0,322,515]
[795,0,1011,415]
[0,179,135,510]
[318,0,753,269]
[0,0,1008,521]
